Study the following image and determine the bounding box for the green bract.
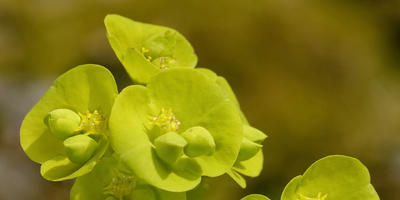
[105,14,197,84]
[281,155,380,200]
[241,194,271,200]
[197,68,267,188]
[71,156,186,200]
[20,64,118,181]
[109,68,243,192]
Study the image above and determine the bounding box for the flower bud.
[154,132,187,164]
[182,126,216,157]
[45,109,81,140]
[173,157,202,180]
[243,125,267,144]
[63,135,98,164]
[237,137,262,162]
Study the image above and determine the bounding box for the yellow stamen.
[103,170,136,200]
[151,108,181,132]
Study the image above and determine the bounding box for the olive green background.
[1,0,400,199]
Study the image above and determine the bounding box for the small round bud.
[173,157,202,180]
[237,137,263,162]
[45,109,81,140]
[63,135,98,164]
[154,132,187,164]
[243,125,267,144]
[181,126,215,157]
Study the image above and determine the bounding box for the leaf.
[281,155,380,200]
[105,14,197,84]
[20,64,118,180]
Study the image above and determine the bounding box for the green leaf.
[105,14,197,84]
[20,64,118,180]
[281,155,380,200]
[241,194,271,200]
[70,156,186,200]
[109,68,243,192]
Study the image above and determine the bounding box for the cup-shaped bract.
[104,14,197,84]
[71,156,186,200]
[197,68,267,188]
[20,64,118,181]
[281,155,380,200]
[109,68,243,192]
[241,194,271,200]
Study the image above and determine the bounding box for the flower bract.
[20,64,118,181]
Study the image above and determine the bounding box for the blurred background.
[1,0,400,199]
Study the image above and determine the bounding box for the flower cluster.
[20,14,266,200]
[20,14,380,200]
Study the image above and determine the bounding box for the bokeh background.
[1,0,400,199]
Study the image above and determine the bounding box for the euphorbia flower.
[71,155,186,200]
[20,64,118,181]
[109,68,243,192]
[281,155,380,200]
[104,14,266,188]
[105,14,197,84]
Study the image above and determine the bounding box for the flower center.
[103,170,136,200]
[141,47,176,70]
[77,110,106,135]
[151,108,181,132]
[297,192,328,200]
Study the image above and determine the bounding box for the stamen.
[77,110,106,135]
[103,170,136,200]
[141,47,150,53]
[151,108,180,132]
